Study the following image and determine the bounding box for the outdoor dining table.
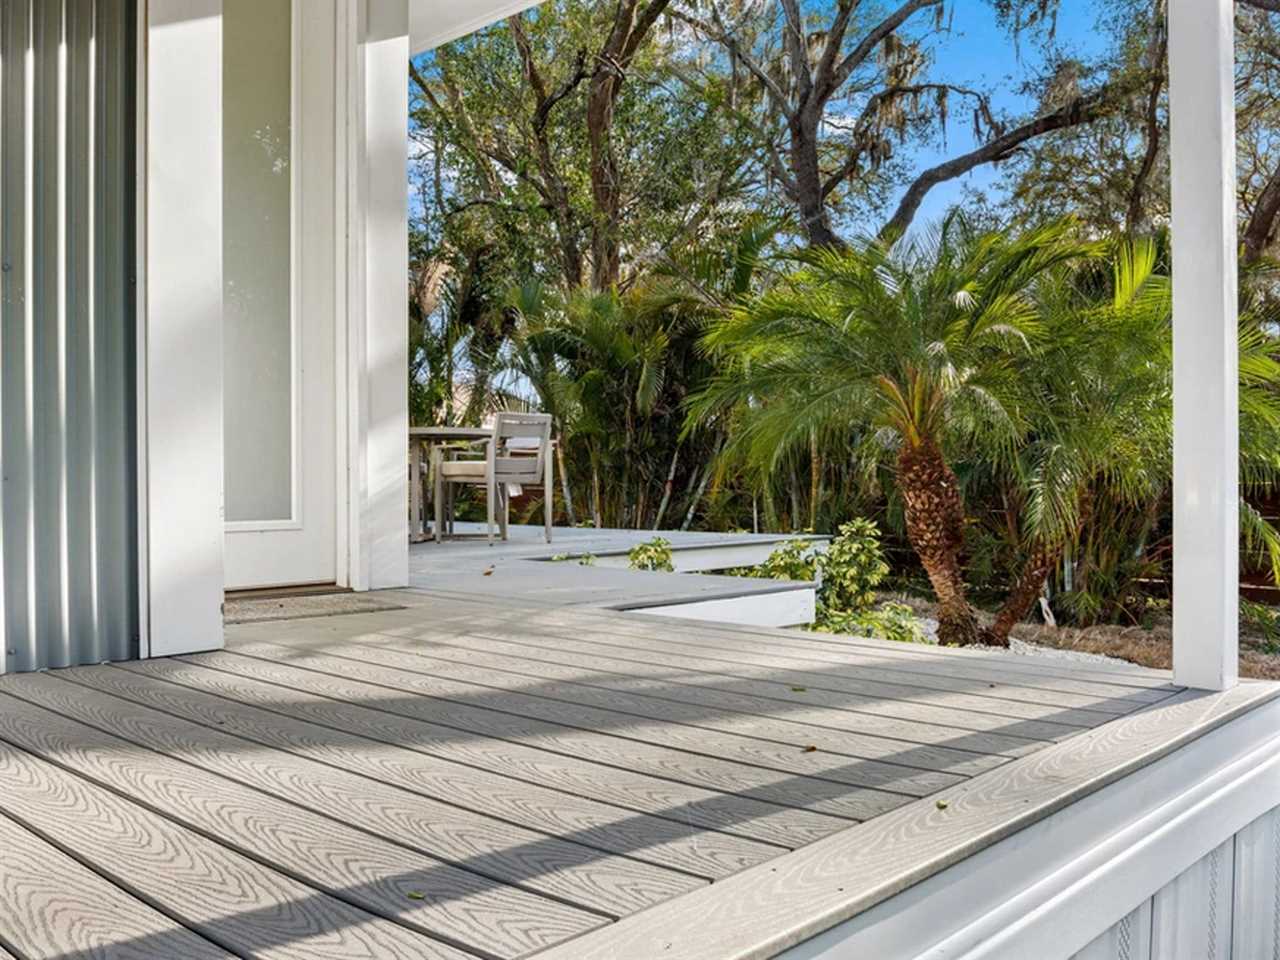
[409,425,492,541]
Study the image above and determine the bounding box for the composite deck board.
[532,683,1280,960]
[263,630,1016,782]
[321,624,1123,740]
[0,686,605,959]
[234,639,987,793]
[409,593,1177,701]
[140,653,850,849]
[72,662,780,880]
[0,809,232,960]
[0,735,477,960]
[399,624,1152,727]
[231,635,1065,772]
[223,640,958,813]
[411,590,1177,690]
[397,606,1167,711]
[4,671,705,916]
[191,647,911,823]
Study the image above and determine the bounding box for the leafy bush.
[550,552,597,566]
[819,519,891,613]
[734,520,924,643]
[731,539,818,582]
[628,537,675,572]
[816,600,926,644]
[1242,599,1280,654]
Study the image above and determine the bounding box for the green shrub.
[628,537,675,572]
[724,520,925,643]
[818,519,891,613]
[551,552,597,566]
[733,539,818,582]
[815,600,926,644]
[1242,599,1280,653]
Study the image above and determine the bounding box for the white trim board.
[629,588,816,629]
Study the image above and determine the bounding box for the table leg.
[409,439,425,542]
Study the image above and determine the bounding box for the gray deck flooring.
[409,524,821,612]
[2,591,1270,959]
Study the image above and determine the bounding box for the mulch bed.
[887,595,1280,681]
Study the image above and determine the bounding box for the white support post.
[143,1,225,658]
[1168,0,1238,691]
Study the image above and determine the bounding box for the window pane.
[223,0,292,523]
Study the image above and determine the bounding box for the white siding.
[1071,809,1280,960]
[0,0,138,674]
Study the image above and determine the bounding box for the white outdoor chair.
[433,412,555,545]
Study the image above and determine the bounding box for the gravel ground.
[913,616,1139,668]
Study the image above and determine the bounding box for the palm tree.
[984,237,1172,643]
[994,238,1280,639]
[689,216,1093,645]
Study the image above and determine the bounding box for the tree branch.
[821,83,988,200]
[826,0,943,100]
[880,88,1114,239]
[668,7,793,114]
[1244,164,1280,262]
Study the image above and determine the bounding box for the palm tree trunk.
[808,430,821,531]
[895,441,981,646]
[682,466,712,531]
[652,444,681,531]
[986,543,1058,647]
[555,439,577,527]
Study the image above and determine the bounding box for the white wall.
[338,0,410,591]
[144,1,225,657]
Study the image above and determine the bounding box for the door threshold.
[225,582,349,602]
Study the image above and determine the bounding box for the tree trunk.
[556,439,577,526]
[895,441,981,645]
[790,114,844,248]
[652,444,681,530]
[682,462,714,531]
[985,543,1058,647]
[808,430,821,531]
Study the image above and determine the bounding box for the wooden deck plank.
[230,635,1064,778]
[0,685,605,959]
[71,662,780,881]
[0,809,233,960]
[232,634,977,798]
[127,654,849,849]
[259,631,1018,782]
[7,671,705,918]
[223,637,963,808]
[352,632,1028,774]
[531,683,1280,960]
[392,607,1168,710]
[408,591,1177,690]
[190,647,909,823]
[0,734,476,960]
[434,628,1155,723]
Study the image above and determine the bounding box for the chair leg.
[433,470,444,544]
[544,450,554,544]
[487,480,496,546]
[500,487,510,541]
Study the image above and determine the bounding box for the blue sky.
[902,0,1109,224]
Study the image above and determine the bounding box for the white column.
[142,2,225,657]
[344,0,409,590]
[1168,0,1238,691]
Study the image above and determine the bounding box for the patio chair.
[433,412,554,545]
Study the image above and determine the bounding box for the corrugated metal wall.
[0,0,138,674]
